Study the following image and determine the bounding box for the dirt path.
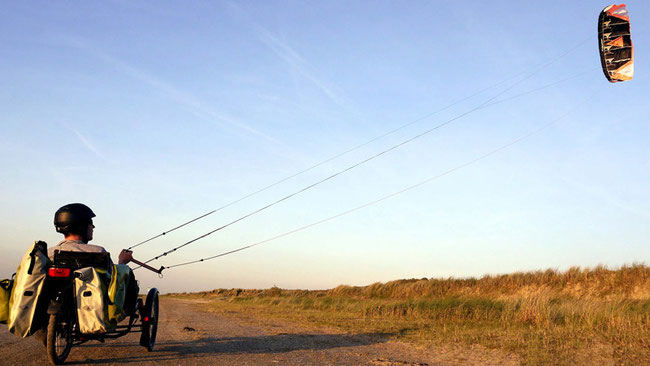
[0,298,518,365]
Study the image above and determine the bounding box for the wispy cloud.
[224,2,350,110]
[52,34,281,145]
[255,29,346,107]
[64,123,111,163]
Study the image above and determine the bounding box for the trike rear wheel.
[46,313,73,365]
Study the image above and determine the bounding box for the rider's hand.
[118,249,133,265]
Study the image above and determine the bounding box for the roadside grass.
[169,264,650,365]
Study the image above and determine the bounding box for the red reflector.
[48,268,71,277]
[144,317,149,322]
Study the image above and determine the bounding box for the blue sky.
[1,1,648,292]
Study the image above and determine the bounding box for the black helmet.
[54,203,96,235]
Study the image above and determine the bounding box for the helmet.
[54,203,96,235]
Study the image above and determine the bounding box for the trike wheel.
[47,313,73,365]
[139,288,159,351]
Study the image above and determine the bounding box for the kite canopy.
[598,4,634,82]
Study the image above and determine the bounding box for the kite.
[598,4,634,82]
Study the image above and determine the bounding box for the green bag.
[0,276,14,324]
[106,264,132,327]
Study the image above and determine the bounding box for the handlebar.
[122,250,164,274]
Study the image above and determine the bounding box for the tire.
[46,313,73,365]
[139,288,159,351]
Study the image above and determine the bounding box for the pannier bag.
[107,264,132,326]
[0,276,15,323]
[74,264,132,334]
[8,241,51,337]
[74,267,110,334]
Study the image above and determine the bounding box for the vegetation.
[171,264,650,365]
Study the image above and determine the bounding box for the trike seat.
[52,250,111,271]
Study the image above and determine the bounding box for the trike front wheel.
[139,288,159,352]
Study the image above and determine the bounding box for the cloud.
[224,1,350,110]
[255,29,346,107]
[64,123,111,163]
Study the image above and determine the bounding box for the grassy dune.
[174,264,650,365]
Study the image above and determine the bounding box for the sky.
[0,1,648,293]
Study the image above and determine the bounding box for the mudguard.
[47,300,62,315]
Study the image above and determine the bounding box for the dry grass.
[170,264,650,365]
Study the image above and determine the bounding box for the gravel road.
[0,298,518,365]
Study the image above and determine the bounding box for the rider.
[49,203,131,264]
[49,203,140,314]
